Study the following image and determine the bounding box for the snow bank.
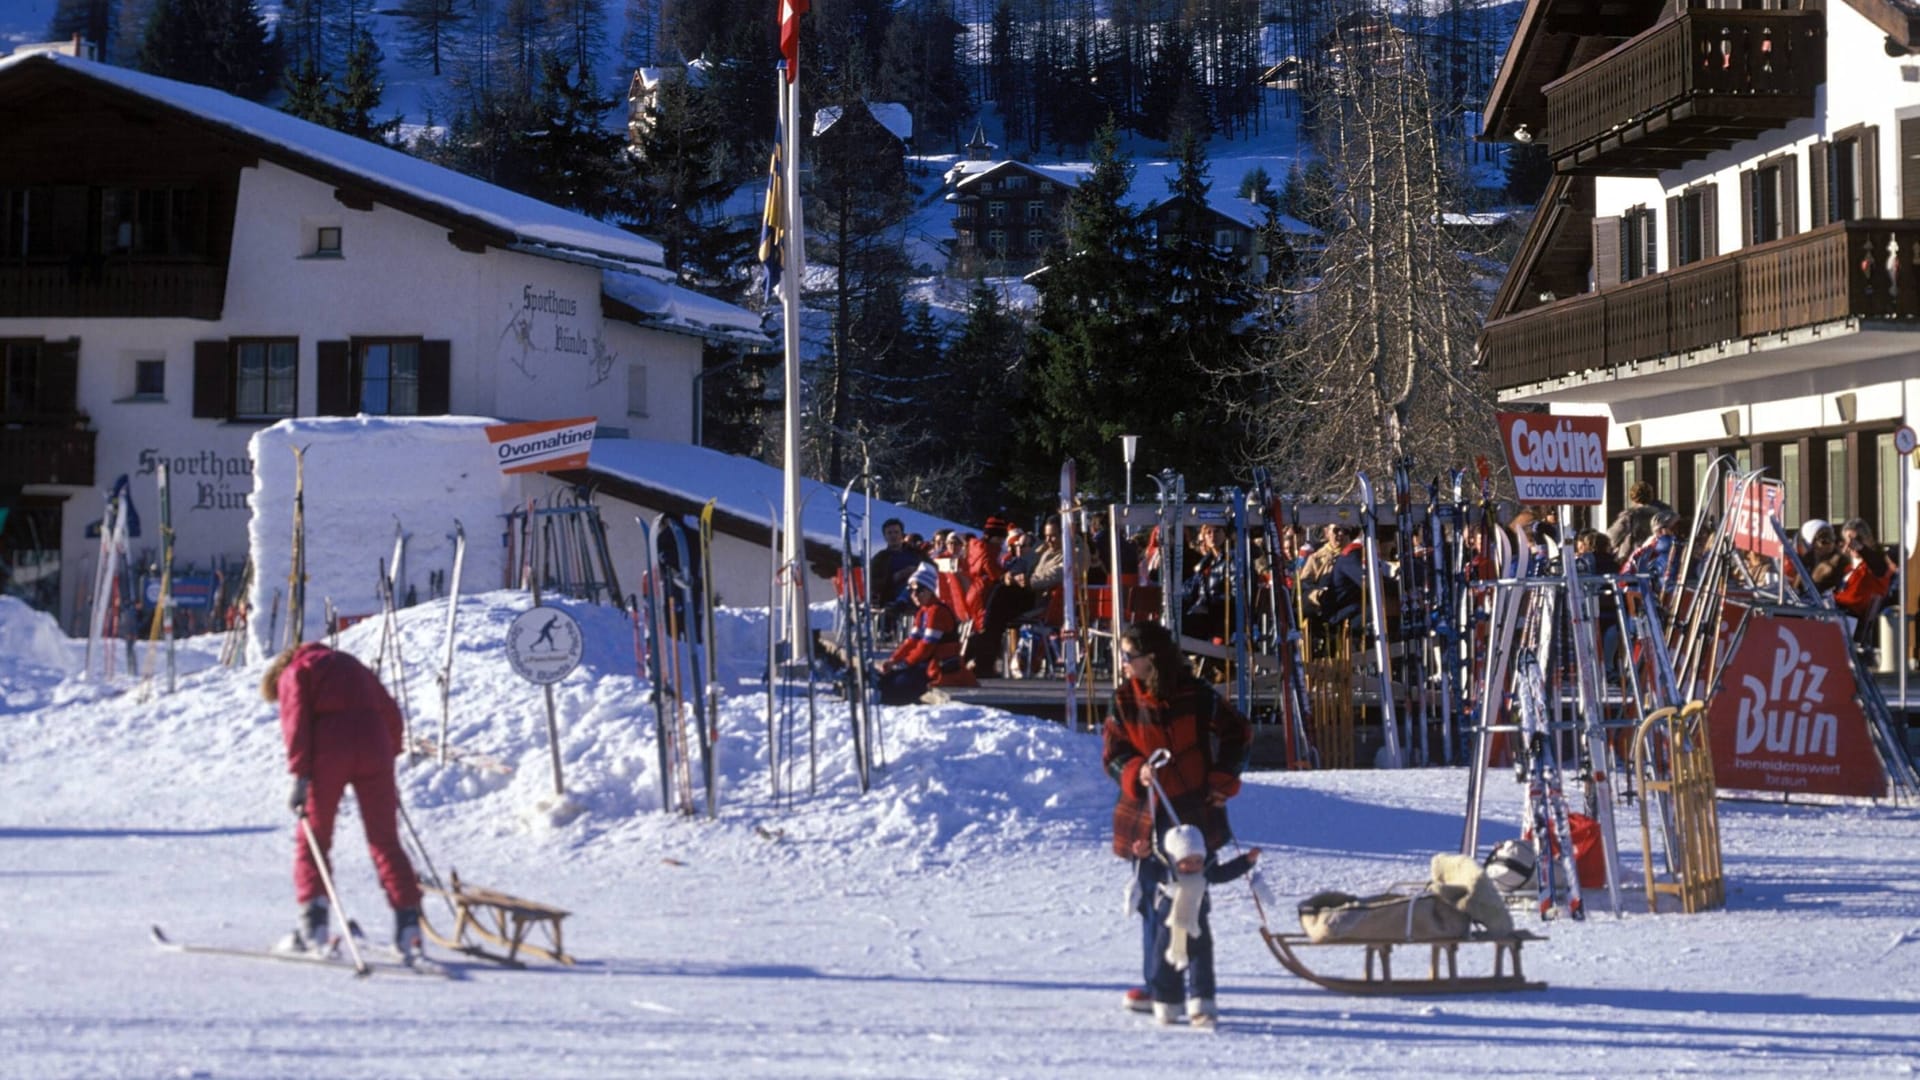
[247,417,514,654]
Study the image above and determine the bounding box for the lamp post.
[1121,434,1139,506]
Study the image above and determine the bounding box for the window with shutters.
[232,339,297,419]
[988,229,1007,254]
[1621,205,1657,281]
[1816,125,1879,224]
[1740,154,1796,247]
[1672,184,1718,265]
[354,339,420,415]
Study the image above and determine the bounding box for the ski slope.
[2,592,1917,1079]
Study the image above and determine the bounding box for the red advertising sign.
[1496,412,1608,505]
[485,416,596,475]
[1725,476,1785,558]
[1706,610,1888,797]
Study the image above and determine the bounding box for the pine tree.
[333,30,402,144]
[525,54,625,217]
[138,0,276,100]
[281,58,336,126]
[941,278,1028,520]
[624,71,755,288]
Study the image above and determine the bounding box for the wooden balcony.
[1481,220,1920,390]
[1543,8,1824,175]
[0,418,95,488]
[0,260,225,319]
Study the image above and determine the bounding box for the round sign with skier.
[505,606,584,685]
[1896,425,1918,457]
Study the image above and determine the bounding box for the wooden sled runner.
[420,871,574,967]
[1261,929,1547,995]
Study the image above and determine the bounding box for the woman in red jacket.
[262,643,423,956]
[1102,620,1251,1026]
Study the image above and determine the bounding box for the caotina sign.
[1706,605,1888,798]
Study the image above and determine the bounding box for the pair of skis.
[1249,466,1315,768]
[635,512,719,817]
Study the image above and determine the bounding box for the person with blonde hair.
[262,643,422,957]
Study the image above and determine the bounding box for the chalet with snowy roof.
[625,60,711,148]
[1139,192,1322,284]
[0,52,768,628]
[942,127,1080,273]
[1478,0,1920,661]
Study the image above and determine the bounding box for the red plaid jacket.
[1102,673,1251,858]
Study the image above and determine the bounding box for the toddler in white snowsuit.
[1137,823,1258,1026]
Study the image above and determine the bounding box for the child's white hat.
[1163,824,1206,864]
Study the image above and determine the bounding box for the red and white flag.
[780,0,809,81]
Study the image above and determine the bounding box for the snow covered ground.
[3,592,1918,1079]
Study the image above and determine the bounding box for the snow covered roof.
[950,160,1083,194]
[588,438,965,550]
[814,102,913,144]
[601,270,772,348]
[0,52,673,280]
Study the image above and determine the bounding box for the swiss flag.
[781,0,809,82]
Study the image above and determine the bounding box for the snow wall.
[248,417,514,655]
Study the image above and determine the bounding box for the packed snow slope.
[2,592,1918,1079]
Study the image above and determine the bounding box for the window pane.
[363,343,389,381]
[1780,443,1801,522]
[1877,434,1898,542]
[1656,457,1672,503]
[390,342,418,414]
[268,342,296,415]
[235,343,265,415]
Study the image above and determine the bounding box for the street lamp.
[1121,434,1139,506]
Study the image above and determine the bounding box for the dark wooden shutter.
[1810,141,1829,228]
[316,340,352,416]
[1666,196,1682,266]
[1701,182,1719,256]
[1861,124,1881,218]
[40,338,79,414]
[1739,170,1754,248]
[1903,117,1920,218]
[1643,209,1659,273]
[1593,215,1622,289]
[418,340,450,415]
[192,339,229,418]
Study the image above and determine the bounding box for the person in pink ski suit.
[262,643,422,950]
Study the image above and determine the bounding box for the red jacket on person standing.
[279,642,406,780]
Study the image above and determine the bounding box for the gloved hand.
[288,776,311,817]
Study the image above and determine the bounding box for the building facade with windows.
[943,127,1079,273]
[1479,0,1920,610]
[0,53,765,628]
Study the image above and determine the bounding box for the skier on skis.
[1102,620,1251,1027]
[262,643,423,957]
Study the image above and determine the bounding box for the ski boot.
[394,906,424,960]
[275,898,331,954]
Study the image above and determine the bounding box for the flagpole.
[781,66,808,652]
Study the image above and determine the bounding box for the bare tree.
[1225,3,1500,494]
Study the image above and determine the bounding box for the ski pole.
[299,814,370,976]
[394,797,460,934]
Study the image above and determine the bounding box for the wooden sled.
[420,871,573,967]
[1261,929,1547,995]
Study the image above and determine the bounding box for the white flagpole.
[781,68,808,652]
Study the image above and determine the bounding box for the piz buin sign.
[506,606,584,685]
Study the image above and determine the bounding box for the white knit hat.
[908,564,939,595]
[1799,518,1832,546]
[1163,824,1206,864]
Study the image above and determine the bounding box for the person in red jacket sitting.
[877,564,976,704]
[1834,518,1896,656]
[1102,620,1252,1027]
[261,642,423,957]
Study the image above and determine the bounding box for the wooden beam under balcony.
[1543,9,1824,175]
[1479,220,1920,395]
[0,260,225,319]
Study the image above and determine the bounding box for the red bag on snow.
[1526,813,1607,889]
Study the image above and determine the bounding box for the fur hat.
[908,564,939,596]
[1163,824,1206,864]
[1799,518,1832,546]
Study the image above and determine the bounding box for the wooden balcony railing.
[0,260,225,319]
[1480,221,1920,390]
[0,419,96,488]
[1544,8,1824,173]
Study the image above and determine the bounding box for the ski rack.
[504,494,625,611]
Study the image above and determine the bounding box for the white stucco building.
[1480,0,1920,654]
[0,52,775,631]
